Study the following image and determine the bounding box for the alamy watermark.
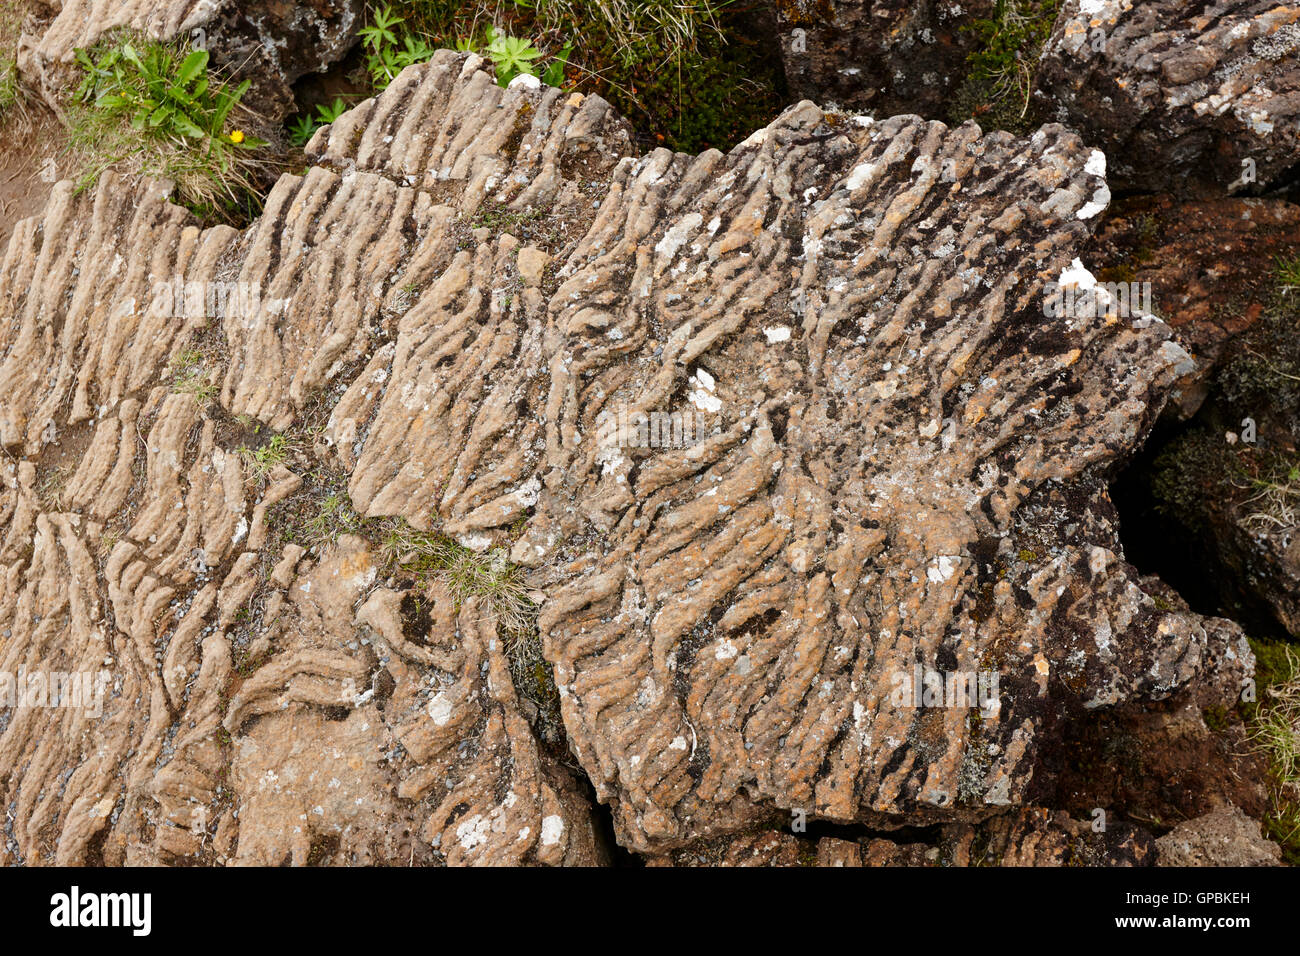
[889,666,1000,717]
[1043,280,1153,320]
[149,276,262,320]
[1,669,111,717]
[596,405,720,453]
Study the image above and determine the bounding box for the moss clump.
[1202,704,1230,733]
[1217,291,1300,428]
[1148,428,1234,533]
[949,0,1061,134]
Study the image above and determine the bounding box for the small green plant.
[316,97,349,124]
[953,0,1061,132]
[379,520,535,638]
[300,491,366,546]
[288,97,349,146]
[238,433,292,481]
[542,43,572,87]
[287,114,315,146]
[360,5,440,91]
[485,28,544,86]
[169,348,219,404]
[69,35,270,222]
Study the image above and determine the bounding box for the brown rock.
[0,50,1265,866]
[1156,804,1283,866]
[773,0,998,118]
[1082,195,1300,419]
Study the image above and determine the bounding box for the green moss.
[1202,704,1230,732]
[1250,636,1299,696]
[949,0,1061,134]
[1148,428,1234,532]
[1216,285,1300,426]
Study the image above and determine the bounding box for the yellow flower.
[229,130,245,144]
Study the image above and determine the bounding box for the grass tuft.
[169,348,219,404]
[1277,254,1300,293]
[379,520,536,640]
[1248,641,1300,863]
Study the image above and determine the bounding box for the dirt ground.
[0,104,63,251]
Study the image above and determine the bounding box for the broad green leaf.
[178,49,209,85]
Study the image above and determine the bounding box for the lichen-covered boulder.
[1034,0,1300,195]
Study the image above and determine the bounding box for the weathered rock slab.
[1035,0,1300,195]
[0,49,1265,864]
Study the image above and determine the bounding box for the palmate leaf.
[316,97,347,123]
[486,32,544,87]
[288,115,317,145]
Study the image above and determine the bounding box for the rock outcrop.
[1035,0,1300,195]
[0,49,1270,863]
[773,0,997,119]
[18,0,364,119]
[1156,804,1282,866]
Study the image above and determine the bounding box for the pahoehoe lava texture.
[0,50,1255,863]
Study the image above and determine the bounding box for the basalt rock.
[17,0,364,120]
[650,808,1156,866]
[1034,0,1300,196]
[773,0,998,119]
[1081,195,1300,421]
[1155,803,1283,866]
[0,50,1268,864]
